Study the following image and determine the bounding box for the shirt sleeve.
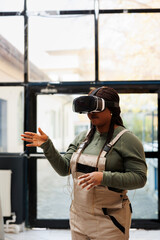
[102,132,147,190]
[40,131,87,176]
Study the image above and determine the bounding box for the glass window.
[0,17,24,82]
[0,99,7,151]
[27,0,94,11]
[120,93,158,152]
[0,0,23,12]
[37,158,72,219]
[29,16,95,82]
[100,0,160,9]
[37,94,90,152]
[0,87,24,152]
[128,158,158,219]
[99,13,160,81]
[37,93,157,153]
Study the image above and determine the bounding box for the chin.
[91,120,99,126]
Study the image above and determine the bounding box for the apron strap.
[76,129,90,153]
[76,141,87,153]
[101,129,129,158]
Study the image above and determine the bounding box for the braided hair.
[81,86,124,152]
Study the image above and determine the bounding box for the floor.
[4,229,160,240]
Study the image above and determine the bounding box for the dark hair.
[81,86,124,152]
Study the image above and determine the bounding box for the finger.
[86,183,94,190]
[78,174,90,179]
[21,134,33,139]
[79,177,93,187]
[26,143,36,147]
[24,131,36,136]
[81,179,93,188]
[38,127,45,135]
[78,176,91,185]
[81,183,88,189]
[21,138,33,142]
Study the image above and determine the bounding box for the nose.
[88,112,97,117]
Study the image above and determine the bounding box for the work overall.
[70,130,132,240]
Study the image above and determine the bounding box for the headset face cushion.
[73,95,119,114]
[73,96,97,113]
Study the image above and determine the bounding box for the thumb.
[38,127,45,136]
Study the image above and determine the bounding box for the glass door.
[28,86,91,228]
[37,94,89,220]
[27,84,160,229]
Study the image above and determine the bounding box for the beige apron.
[70,130,132,240]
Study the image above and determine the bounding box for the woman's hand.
[78,172,103,190]
[21,127,48,147]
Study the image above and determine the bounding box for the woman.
[21,86,147,240]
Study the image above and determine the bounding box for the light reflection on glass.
[29,16,95,82]
[99,14,160,81]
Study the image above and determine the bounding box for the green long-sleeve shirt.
[41,126,147,190]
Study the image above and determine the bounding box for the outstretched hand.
[21,127,48,147]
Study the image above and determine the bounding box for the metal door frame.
[26,81,160,229]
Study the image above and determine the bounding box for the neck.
[96,124,119,133]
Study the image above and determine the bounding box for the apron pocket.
[102,208,125,234]
[129,203,133,213]
[109,215,125,234]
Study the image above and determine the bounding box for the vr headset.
[73,88,119,114]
